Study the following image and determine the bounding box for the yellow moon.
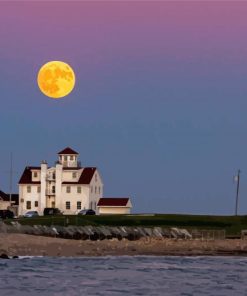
[37,61,75,98]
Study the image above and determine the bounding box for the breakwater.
[0,222,225,241]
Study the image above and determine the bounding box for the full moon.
[37,61,76,98]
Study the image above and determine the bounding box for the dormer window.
[72,172,77,179]
[70,156,73,160]
[33,172,38,178]
[64,156,68,161]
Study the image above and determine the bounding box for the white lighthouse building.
[18,147,103,216]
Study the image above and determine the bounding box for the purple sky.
[0,1,247,214]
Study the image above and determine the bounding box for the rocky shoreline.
[1,233,247,257]
[0,223,246,257]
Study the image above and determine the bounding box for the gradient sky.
[1,1,247,214]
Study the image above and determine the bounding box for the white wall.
[62,169,82,182]
[55,163,63,210]
[98,207,131,215]
[61,185,90,214]
[89,170,103,212]
[0,201,11,210]
[19,184,41,215]
[40,163,47,215]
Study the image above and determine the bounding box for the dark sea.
[0,256,246,295]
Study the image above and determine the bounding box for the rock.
[143,228,153,237]
[162,228,171,238]
[170,228,179,239]
[0,253,9,259]
[179,229,192,239]
[79,227,90,240]
[110,227,121,240]
[52,225,65,237]
[153,227,163,238]
[63,226,75,239]
[100,226,113,239]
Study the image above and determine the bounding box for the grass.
[5,214,247,236]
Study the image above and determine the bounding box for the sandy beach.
[1,233,247,257]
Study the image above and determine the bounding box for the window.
[94,201,96,210]
[52,201,55,208]
[95,186,97,194]
[77,186,81,193]
[98,186,101,194]
[70,156,73,160]
[37,186,41,193]
[72,172,77,179]
[66,186,71,193]
[95,174,97,182]
[91,186,93,193]
[90,201,93,209]
[52,172,56,179]
[66,201,70,209]
[52,186,55,193]
[64,156,68,161]
[26,201,31,209]
[27,186,31,193]
[33,172,38,178]
[35,201,38,207]
[77,201,81,209]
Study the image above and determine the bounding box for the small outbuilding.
[97,197,132,215]
[0,190,19,216]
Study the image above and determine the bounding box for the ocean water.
[0,256,246,295]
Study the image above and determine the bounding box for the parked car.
[43,208,63,216]
[78,209,96,215]
[0,210,14,219]
[23,211,39,218]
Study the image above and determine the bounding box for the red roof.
[97,198,130,207]
[0,190,8,199]
[19,166,96,185]
[58,147,78,155]
[19,167,41,184]
[62,167,96,185]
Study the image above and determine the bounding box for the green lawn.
[8,214,247,236]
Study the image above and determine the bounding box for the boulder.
[0,253,9,259]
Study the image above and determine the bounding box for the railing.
[55,161,81,168]
[46,176,55,181]
[61,161,79,167]
[46,189,56,195]
[190,229,226,240]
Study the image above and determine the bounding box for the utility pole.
[235,169,241,216]
[9,152,13,206]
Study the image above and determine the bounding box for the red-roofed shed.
[97,198,132,215]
